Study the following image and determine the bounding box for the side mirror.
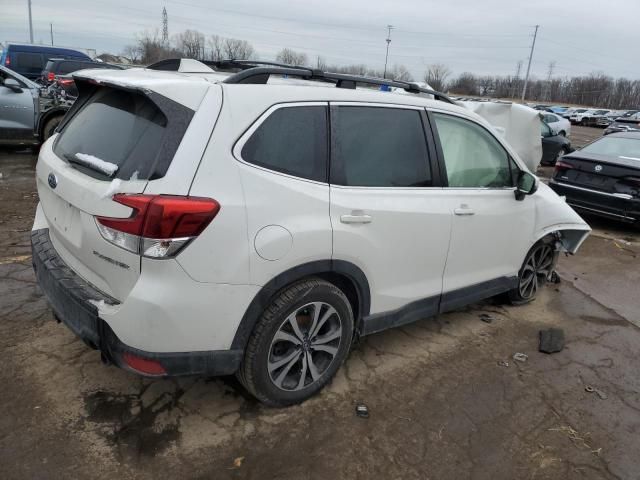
[3,78,23,92]
[515,171,538,201]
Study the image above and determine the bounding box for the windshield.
[54,87,167,180]
[581,136,640,161]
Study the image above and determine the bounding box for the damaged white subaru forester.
[32,59,590,406]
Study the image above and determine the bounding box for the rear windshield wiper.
[66,153,119,178]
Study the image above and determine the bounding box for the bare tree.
[387,64,413,82]
[121,44,141,64]
[208,35,224,61]
[175,29,205,59]
[135,29,180,64]
[425,63,451,91]
[223,38,254,60]
[276,48,308,66]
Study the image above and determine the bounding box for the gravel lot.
[2,126,639,479]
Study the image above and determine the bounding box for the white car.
[541,112,571,137]
[32,60,591,406]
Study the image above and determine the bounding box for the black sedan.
[541,120,572,165]
[549,132,640,226]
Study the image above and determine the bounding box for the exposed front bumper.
[31,228,243,377]
[548,179,639,223]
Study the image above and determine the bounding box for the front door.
[329,104,452,329]
[429,111,536,311]
[0,70,36,142]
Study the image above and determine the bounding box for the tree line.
[123,28,414,82]
[446,71,640,109]
[122,29,638,108]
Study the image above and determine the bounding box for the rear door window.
[241,105,328,182]
[54,87,168,180]
[330,106,432,187]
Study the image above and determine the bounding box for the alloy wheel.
[519,243,555,300]
[267,302,342,391]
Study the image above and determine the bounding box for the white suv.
[32,60,590,406]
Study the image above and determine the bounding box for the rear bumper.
[31,228,243,377]
[548,179,639,223]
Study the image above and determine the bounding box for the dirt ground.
[2,126,640,480]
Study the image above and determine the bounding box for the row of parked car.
[0,43,123,146]
[531,103,640,130]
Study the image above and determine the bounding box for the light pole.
[383,24,394,79]
[27,0,34,43]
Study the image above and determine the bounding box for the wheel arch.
[530,226,590,255]
[230,260,371,351]
[37,108,66,140]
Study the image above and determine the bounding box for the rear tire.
[42,115,62,142]
[237,278,354,407]
[508,238,557,305]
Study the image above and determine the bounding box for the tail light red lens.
[47,72,55,82]
[4,55,10,66]
[58,78,74,87]
[554,160,574,172]
[122,352,166,376]
[95,194,220,258]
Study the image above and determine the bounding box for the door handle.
[340,213,373,224]
[454,206,475,216]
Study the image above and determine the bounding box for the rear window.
[580,137,640,161]
[54,87,168,180]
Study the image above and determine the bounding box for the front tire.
[508,239,557,305]
[237,278,354,407]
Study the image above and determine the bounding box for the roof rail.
[221,64,455,104]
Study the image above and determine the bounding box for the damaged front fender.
[532,183,591,254]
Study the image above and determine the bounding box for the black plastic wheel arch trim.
[230,260,371,350]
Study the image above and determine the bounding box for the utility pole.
[383,24,394,79]
[50,23,54,46]
[27,0,34,44]
[162,7,169,44]
[521,24,539,102]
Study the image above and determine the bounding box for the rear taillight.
[624,177,640,188]
[47,72,55,82]
[95,194,220,258]
[4,55,10,66]
[554,160,574,173]
[57,78,74,87]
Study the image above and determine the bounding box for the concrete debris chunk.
[513,352,528,362]
[539,328,565,354]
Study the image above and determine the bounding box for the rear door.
[329,103,451,320]
[35,83,200,301]
[429,111,535,308]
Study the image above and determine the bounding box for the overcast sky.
[3,0,639,80]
